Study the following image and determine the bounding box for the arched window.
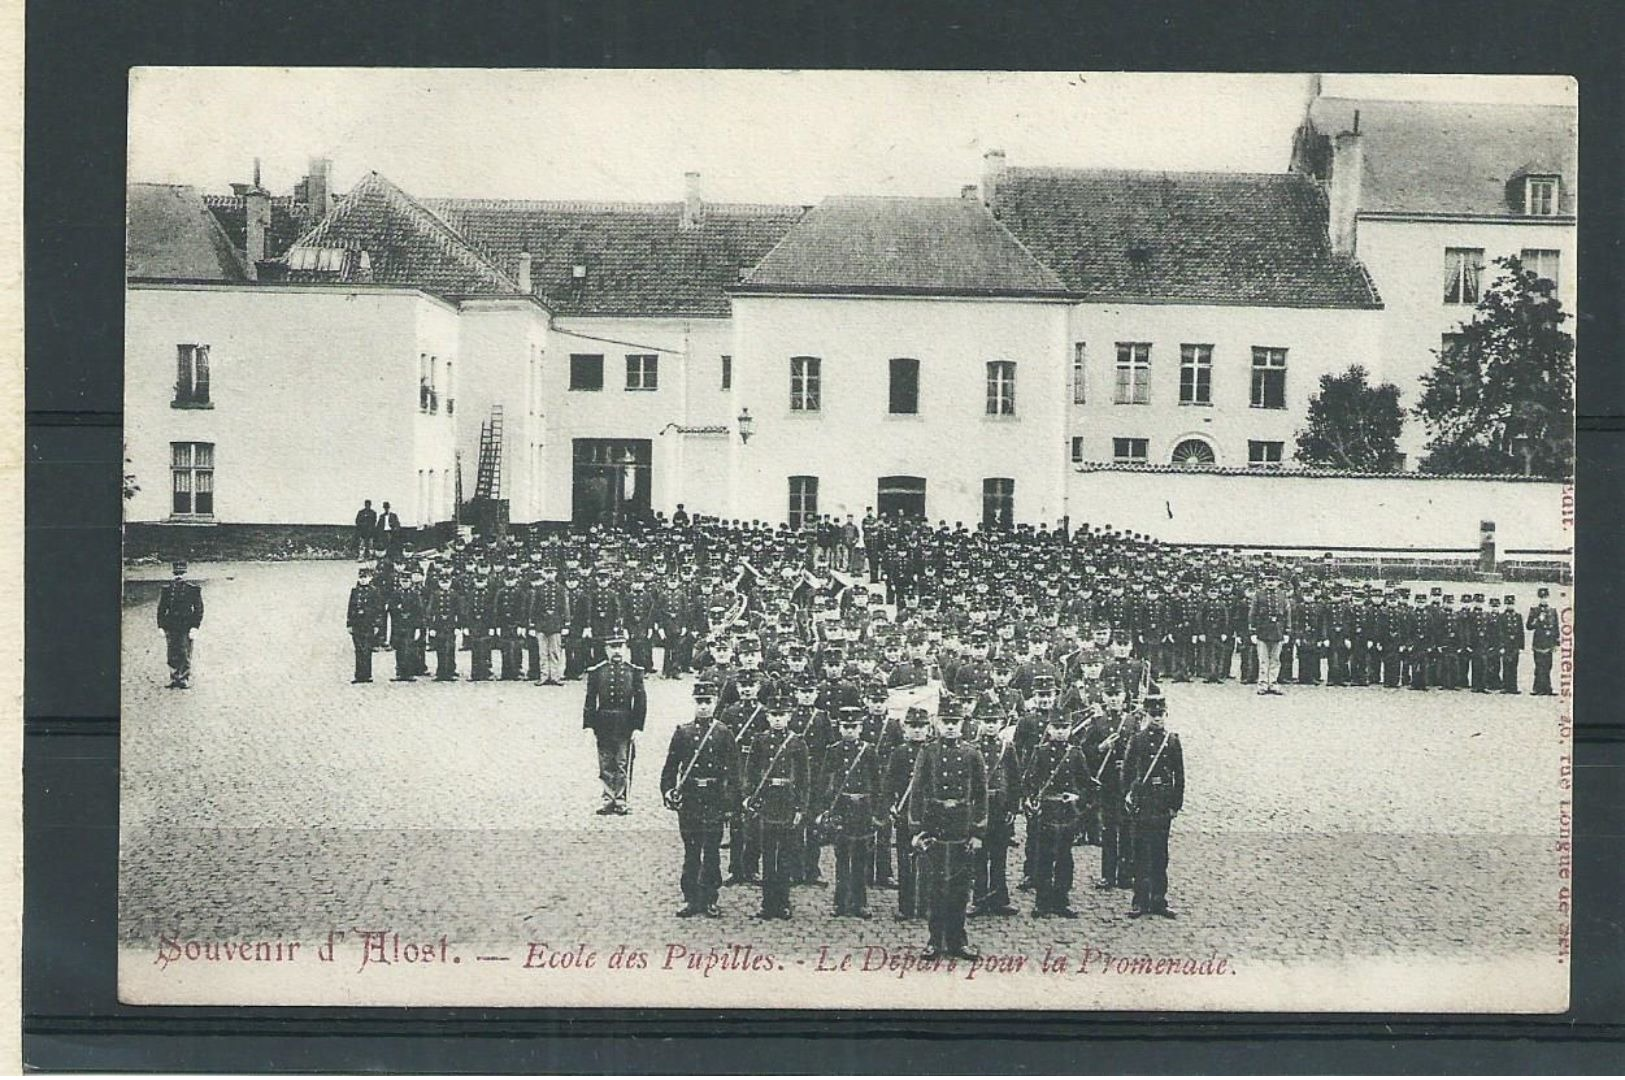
[1170,438,1217,467]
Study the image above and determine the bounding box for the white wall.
[1068,467,1568,554]
[728,295,1072,526]
[538,317,734,523]
[125,284,457,526]
[1067,302,1384,468]
[456,302,550,520]
[1356,217,1577,461]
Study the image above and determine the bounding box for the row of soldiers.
[658,670,1184,958]
[341,518,1562,697]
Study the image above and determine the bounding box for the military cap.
[767,701,791,716]
[1430,587,1442,597]
[1442,595,1454,604]
[973,696,1004,720]
[171,560,188,575]
[606,626,630,645]
[1030,672,1057,692]
[1537,587,1550,598]
[904,705,931,723]
[836,706,864,725]
[1504,594,1517,605]
[692,679,719,698]
[1489,598,1501,607]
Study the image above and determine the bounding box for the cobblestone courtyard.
[119,561,1568,1006]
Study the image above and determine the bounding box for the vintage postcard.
[118,69,1575,1011]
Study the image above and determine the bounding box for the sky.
[128,70,1577,205]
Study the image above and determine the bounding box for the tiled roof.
[288,173,522,298]
[423,198,806,317]
[1301,96,1578,217]
[737,195,1071,298]
[127,183,248,282]
[995,168,1382,309]
[203,194,315,261]
[1075,461,1559,483]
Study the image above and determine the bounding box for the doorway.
[877,475,927,520]
[572,439,652,527]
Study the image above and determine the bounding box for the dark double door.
[572,439,652,527]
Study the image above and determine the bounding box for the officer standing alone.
[156,560,204,689]
[583,629,647,814]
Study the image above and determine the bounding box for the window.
[1112,437,1148,464]
[982,478,1015,531]
[419,353,431,412]
[1526,176,1558,216]
[721,355,732,391]
[528,346,538,415]
[1178,344,1212,405]
[1520,248,1561,291]
[788,475,819,529]
[889,357,920,415]
[174,344,210,406]
[626,353,659,391]
[790,356,821,411]
[569,353,604,391]
[1072,342,1087,404]
[1444,247,1485,305]
[985,361,1016,416]
[1248,440,1284,469]
[1250,347,1287,410]
[444,360,455,416]
[1170,438,1216,466]
[170,442,215,517]
[1114,343,1151,404]
[1070,436,1085,464]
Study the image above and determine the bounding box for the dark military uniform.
[723,700,768,881]
[1084,710,1135,888]
[582,655,647,810]
[660,717,739,915]
[1022,736,1090,915]
[970,733,1016,916]
[389,583,426,681]
[909,736,989,955]
[1124,723,1185,917]
[886,737,928,918]
[156,573,205,687]
[1500,598,1526,693]
[1527,602,1560,695]
[493,579,529,680]
[425,584,463,681]
[466,576,498,680]
[745,725,810,919]
[818,738,883,916]
[345,578,383,683]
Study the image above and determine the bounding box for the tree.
[1294,365,1405,471]
[1414,255,1574,478]
[123,449,139,501]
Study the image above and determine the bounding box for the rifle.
[732,703,766,746]
[890,750,921,822]
[1023,742,1076,817]
[664,720,720,811]
[813,742,872,838]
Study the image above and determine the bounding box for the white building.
[126,96,1571,544]
[1289,91,1578,462]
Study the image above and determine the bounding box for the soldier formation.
[327,512,1562,956]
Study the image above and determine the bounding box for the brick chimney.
[307,157,333,217]
[1328,124,1363,256]
[681,171,703,229]
[516,250,532,294]
[961,183,978,200]
[244,158,270,281]
[981,149,1007,213]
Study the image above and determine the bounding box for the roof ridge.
[1006,166,1310,183]
[1314,94,1575,113]
[972,199,1067,291]
[292,172,521,292]
[424,196,807,216]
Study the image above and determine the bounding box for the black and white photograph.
[118,69,1575,1011]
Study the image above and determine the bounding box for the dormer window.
[1525,176,1558,216]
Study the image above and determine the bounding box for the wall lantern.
[737,407,755,444]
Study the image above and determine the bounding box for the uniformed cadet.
[467,566,497,681]
[906,706,989,959]
[1124,689,1184,918]
[1438,594,1462,689]
[389,570,426,682]
[1406,592,1430,690]
[1249,574,1290,694]
[1499,593,1525,693]
[887,706,933,920]
[426,574,462,681]
[744,701,810,920]
[1022,711,1090,918]
[529,563,571,686]
[1471,595,1497,693]
[156,560,205,689]
[816,708,884,918]
[582,629,647,815]
[787,676,832,885]
[1380,588,1408,688]
[722,674,769,885]
[1527,588,1560,695]
[345,565,383,684]
[660,680,738,917]
[1085,697,1136,890]
[969,699,1018,918]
